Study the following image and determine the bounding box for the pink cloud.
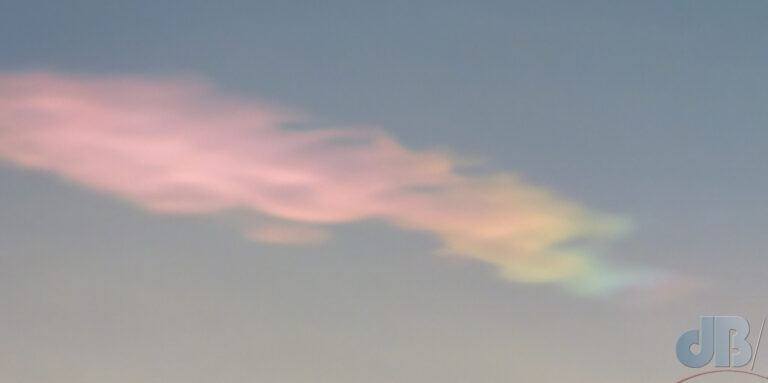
[0,72,649,292]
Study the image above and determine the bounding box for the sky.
[1,1,767,382]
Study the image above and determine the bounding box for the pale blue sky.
[1,1,768,381]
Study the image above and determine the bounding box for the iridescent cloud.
[0,72,648,293]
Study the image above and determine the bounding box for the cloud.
[0,72,649,293]
[247,222,330,245]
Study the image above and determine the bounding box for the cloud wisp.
[0,72,647,293]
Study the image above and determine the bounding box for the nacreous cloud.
[0,72,646,293]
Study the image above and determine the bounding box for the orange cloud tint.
[0,72,647,293]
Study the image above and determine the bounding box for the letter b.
[714,316,751,368]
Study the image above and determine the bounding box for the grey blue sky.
[1,1,768,382]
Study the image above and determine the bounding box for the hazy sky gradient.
[1,1,767,382]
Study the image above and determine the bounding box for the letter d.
[676,316,715,368]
